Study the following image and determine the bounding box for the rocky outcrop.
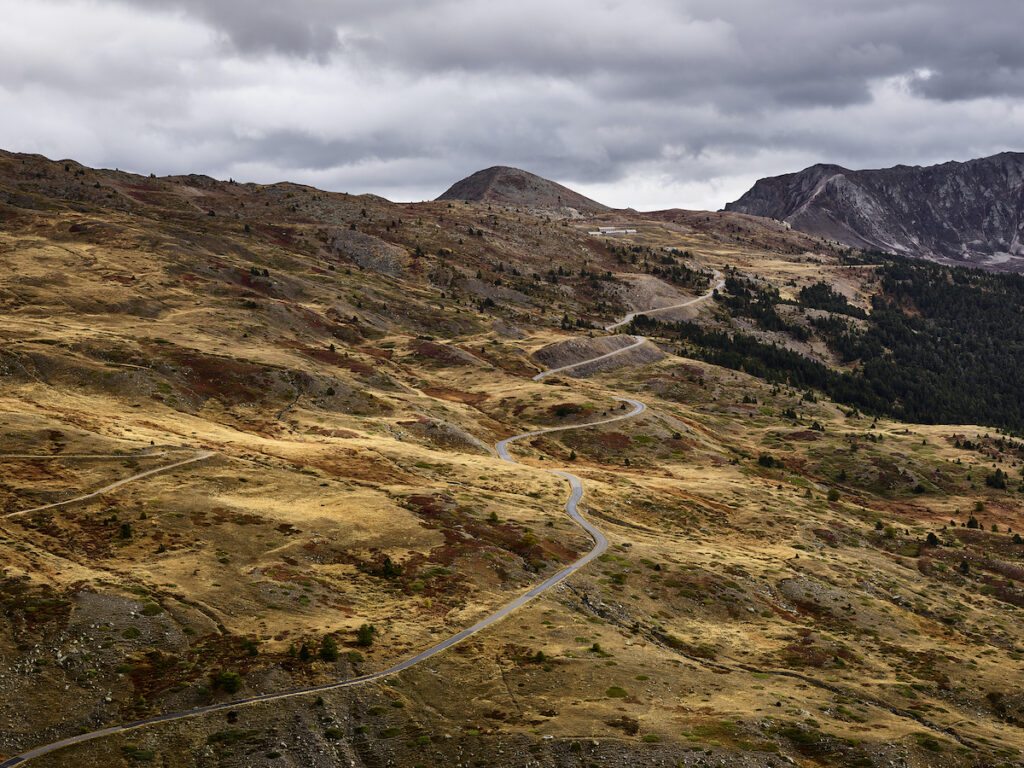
[400,418,496,456]
[324,227,408,276]
[725,152,1024,270]
[437,166,610,215]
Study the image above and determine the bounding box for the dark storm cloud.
[109,0,1024,106]
[3,0,1024,209]
[136,0,1024,105]
[117,0,353,58]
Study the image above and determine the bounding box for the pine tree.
[319,635,339,662]
[356,624,376,647]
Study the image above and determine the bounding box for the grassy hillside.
[1,151,1022,768]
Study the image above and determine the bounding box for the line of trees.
[636,254,1024,433]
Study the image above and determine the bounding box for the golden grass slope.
[0,150,1022,766]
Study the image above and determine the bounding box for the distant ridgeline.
[628,252,1024,434]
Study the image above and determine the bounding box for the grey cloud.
[114,0,354,57]
[229,130,428,173]
[99,0,1024,109]
[3,0,1024,210]
[102,1,970,106]
[335,0,1024,108]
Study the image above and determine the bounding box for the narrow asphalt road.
[532,336,647,381]
[532,271,723,382]
[0,401,645,767]
[1,283,679,764]
[603,271,724,332]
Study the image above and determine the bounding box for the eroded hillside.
[1,151,1022,768]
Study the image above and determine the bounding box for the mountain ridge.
[5,147,1024,767]
[436,165,611,214]
[725,151,1024,270]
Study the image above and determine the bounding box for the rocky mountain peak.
[725,152,1024,270]
[436,166,610,215]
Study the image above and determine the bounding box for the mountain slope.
[436,165,611,214]
[725,152,1024,270]
[4,149,1024,768]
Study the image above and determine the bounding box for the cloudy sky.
[2,0,1023,210]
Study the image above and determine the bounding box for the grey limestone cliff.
[725,153,1024,270]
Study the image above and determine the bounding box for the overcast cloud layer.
[1,0,1023,210]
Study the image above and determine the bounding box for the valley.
[1,151,1023,768]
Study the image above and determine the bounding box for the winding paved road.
[603,271,723,332]
[0,402,645,767]
[532,271,723,381]
[1,276,688,764]
[532,336,647,381]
